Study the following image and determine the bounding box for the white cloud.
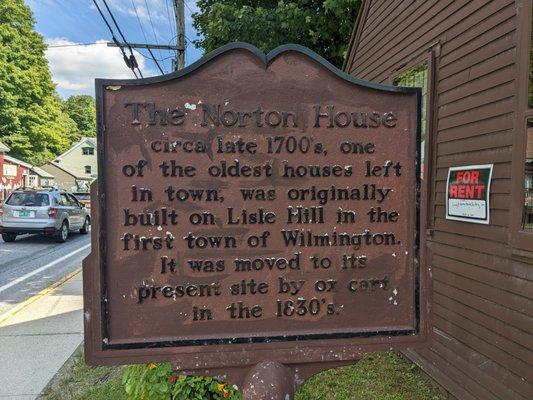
[45,38,154,97]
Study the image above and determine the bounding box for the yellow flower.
[147,363,157,370]
[216,383,225,391]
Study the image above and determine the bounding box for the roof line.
[41,161,89,180]
[0,141,10,153]
[54,137,96,161]
[4,154,32,169]
[29,166,54,178]
[3,155,54,177]
[342,0,371,72]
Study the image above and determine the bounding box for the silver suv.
[0,188,91,243]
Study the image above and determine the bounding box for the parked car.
[0,188,90,243]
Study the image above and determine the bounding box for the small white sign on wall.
[446,164,493,224]
[3,164,17,177]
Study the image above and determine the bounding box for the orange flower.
[147,363,157,370]
[168,374,178,384]
[223,388,230,398]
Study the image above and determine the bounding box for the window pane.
[60,194,69,206]
[6,192,49,206]
[394,62,428,175]
[68,194,80,207]
[523,118,533,230]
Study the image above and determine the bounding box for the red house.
[0,142,30,202]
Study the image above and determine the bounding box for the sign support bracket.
[242,362,295,400]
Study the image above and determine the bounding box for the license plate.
[16,210,33,217]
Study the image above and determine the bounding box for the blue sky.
[26,0,203,98]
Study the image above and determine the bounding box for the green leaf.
[192,0,361,68]
[0,0,80,163]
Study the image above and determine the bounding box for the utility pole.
[173,0,185,70]
[106,1,185,74]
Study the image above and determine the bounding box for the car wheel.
[1,233,17,242]
[80,217,90,234]
[56,221,69,243]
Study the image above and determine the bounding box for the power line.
[91,0,116,41]
[164,0,176,41]
[130,0,149,44]
[136,51,175,62]
[143,0,165,65]
[91,0,139,78]
[184,34,194,45]
[100,0,132,53]
[100,0,144,78]
[170,32,193,46]
[130,0,165,74]
[184,0,194,15]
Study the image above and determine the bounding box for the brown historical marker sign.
[84,43,427,372]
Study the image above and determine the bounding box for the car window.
[67,194,80,207]
[6,192,50,206]
[59,193,71,206]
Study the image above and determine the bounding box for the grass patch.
[40,348,451,400]
[38,347,126,400]
[295,352,450,400]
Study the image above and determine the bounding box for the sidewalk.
[0,269,83,399]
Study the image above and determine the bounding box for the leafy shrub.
[122,363,243,400]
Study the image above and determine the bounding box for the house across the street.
[40,137,97,192]
[28,165,55,188]
[0,141,55,202]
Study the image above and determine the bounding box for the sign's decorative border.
[95,42,422,351]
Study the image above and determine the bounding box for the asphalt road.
[0,232,91,316]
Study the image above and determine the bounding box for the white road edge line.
[0,243,91,294]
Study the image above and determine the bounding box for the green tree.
[0,0,75,164]
[193,0,361,67]
[64,95,96,140]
